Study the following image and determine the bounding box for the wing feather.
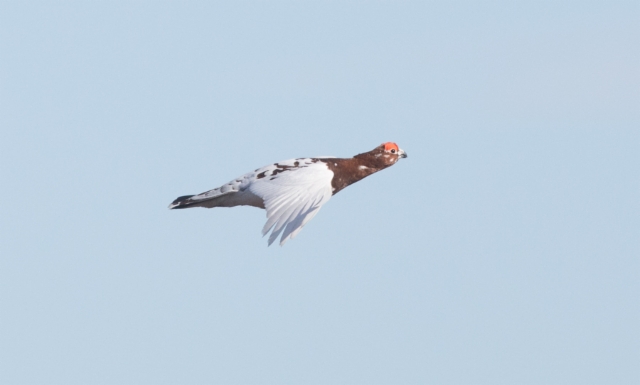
[249,160,333,246]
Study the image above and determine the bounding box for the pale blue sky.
[1,1,638,384]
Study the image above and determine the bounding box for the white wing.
[248,159,334,246]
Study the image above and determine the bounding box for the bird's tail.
[168,195,198,209]
[168,185,237,209]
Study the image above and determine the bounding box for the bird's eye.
[390,149,396,154]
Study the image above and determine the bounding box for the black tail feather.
[169,195,195,209]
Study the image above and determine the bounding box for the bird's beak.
[399,149,407,158]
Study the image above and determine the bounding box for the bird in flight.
[169,142,407,246]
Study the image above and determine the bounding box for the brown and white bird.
[169,142,407,246]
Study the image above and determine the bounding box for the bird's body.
[169,142,407,245]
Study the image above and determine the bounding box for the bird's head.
[377,142,407,165]
[354,142,408,168]
[382,142,407,158]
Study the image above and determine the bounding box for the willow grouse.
[169,142,407,246]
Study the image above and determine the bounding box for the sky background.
[1,1,638,384]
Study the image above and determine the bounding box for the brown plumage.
[323,142,407,194]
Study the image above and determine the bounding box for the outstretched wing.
[248,159,334,246]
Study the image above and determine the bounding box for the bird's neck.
[323,156,387,195]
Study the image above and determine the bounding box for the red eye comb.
[383,142,399,151]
